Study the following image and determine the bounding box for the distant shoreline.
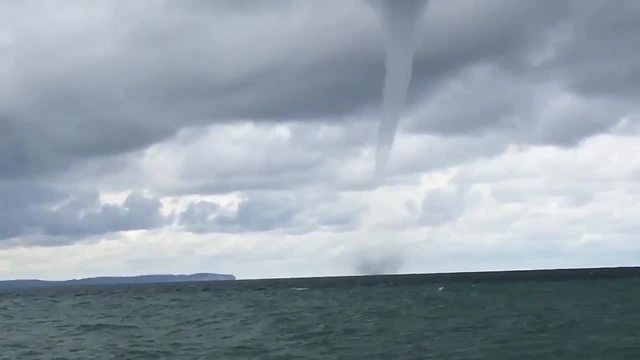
[3,266,640,289]
[0,273,236,289]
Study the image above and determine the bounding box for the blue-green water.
[2,269,640,359]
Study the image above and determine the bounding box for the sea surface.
[1,268,640,359]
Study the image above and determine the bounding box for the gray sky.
[1,0,639,279]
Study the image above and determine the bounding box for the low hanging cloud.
[0,183,168,246]
[177,192,364,235]
[418,186,467,226]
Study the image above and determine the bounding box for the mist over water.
[355,255,403,275]
[369,0,428,176]
[354,245,405,275]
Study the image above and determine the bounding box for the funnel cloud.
[370,0,428,176]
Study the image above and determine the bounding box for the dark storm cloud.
[404,0,639,143]
[1,0,379,179]
[553,0,640,99]
[1,0,582,180]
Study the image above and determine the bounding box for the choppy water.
[2,268,640,359]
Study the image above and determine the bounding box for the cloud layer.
[1,0,639,278]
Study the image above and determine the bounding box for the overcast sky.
[1,0,639,280]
